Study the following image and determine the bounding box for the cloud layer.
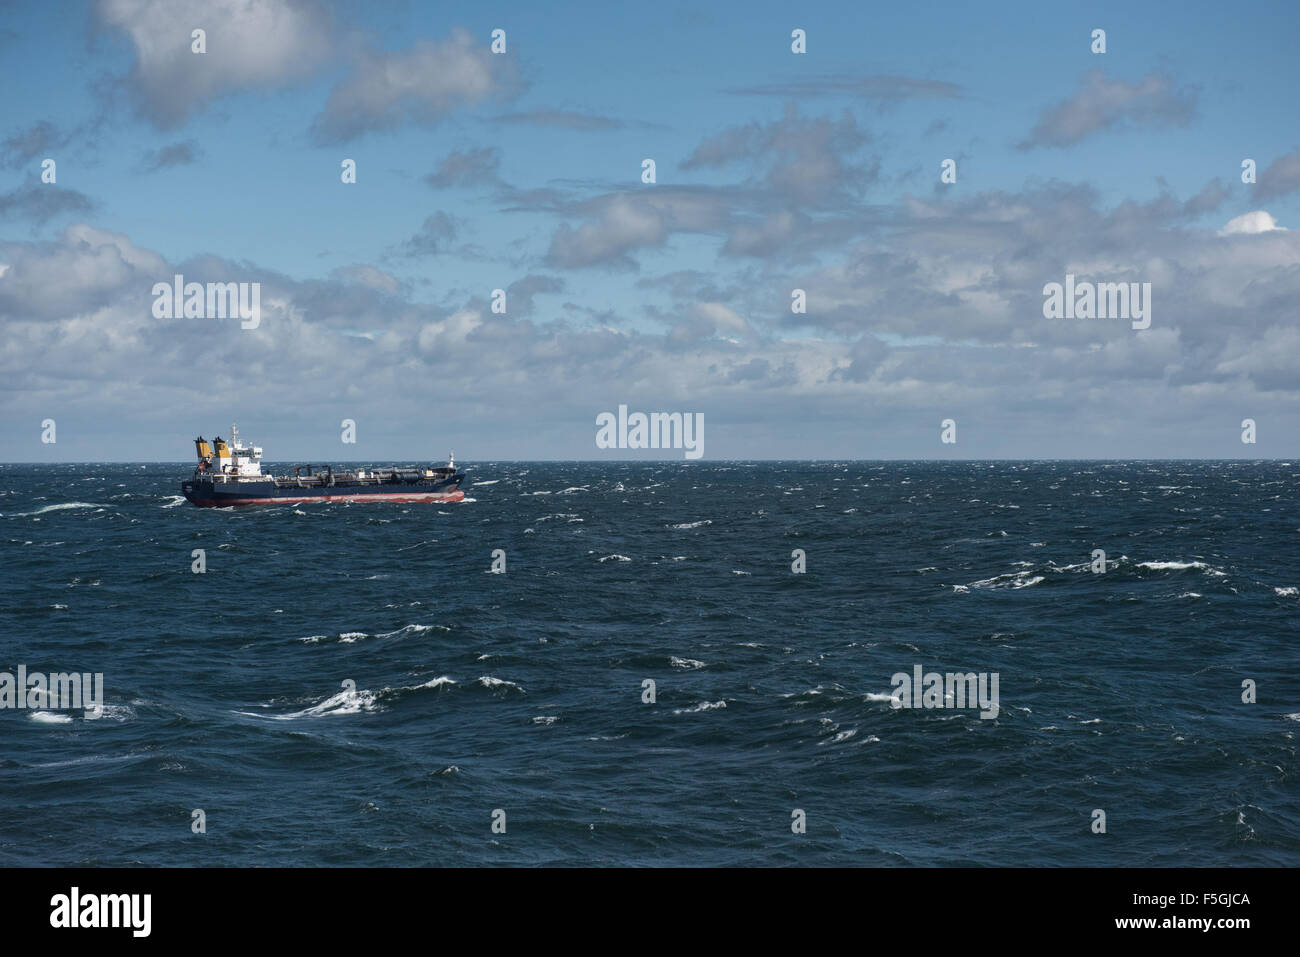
[1018,70,1197,149]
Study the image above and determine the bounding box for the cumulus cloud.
[95,0,336,129]
[309,29,521,144]
[2,203,1298,459]
[545,189,728,269]
[1219,210,1288,236]
[1018,70,1197,149]
[773,178,1300,413]
[0,224,164,320]
[7,9,1296,461]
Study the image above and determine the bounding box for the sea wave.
[6,502,107,517]
[476,676,524,694]
[958,569,1046,590]
[672,699,727,714]
[1137,560,1227,576]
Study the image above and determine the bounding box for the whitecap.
[1138,560,1226,576]
[964,570,1045,590]
[416,676,456,689]
[376,623,448,639]
[11,502,106,517]
[236,686,379,720]
[477,676,524,692]
[85,704,134,722]
[672,699,727,714]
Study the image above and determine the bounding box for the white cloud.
[1218,210,1288,236]
[1018,70,1197,150]
[96,0,336,128]
[4,182,1299,459]
[310,29,520,143]
[545,190,728,269]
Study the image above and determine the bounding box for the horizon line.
[0,457,1293,466]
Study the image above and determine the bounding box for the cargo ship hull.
[181,477,465,508]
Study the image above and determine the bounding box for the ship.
[181,425,466,507]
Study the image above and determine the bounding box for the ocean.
[1,460,1297,866]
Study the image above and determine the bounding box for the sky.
[1,0,1298,462]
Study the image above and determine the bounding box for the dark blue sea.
[2,461,1297,866]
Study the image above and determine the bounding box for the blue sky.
[1,0,1298,461]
